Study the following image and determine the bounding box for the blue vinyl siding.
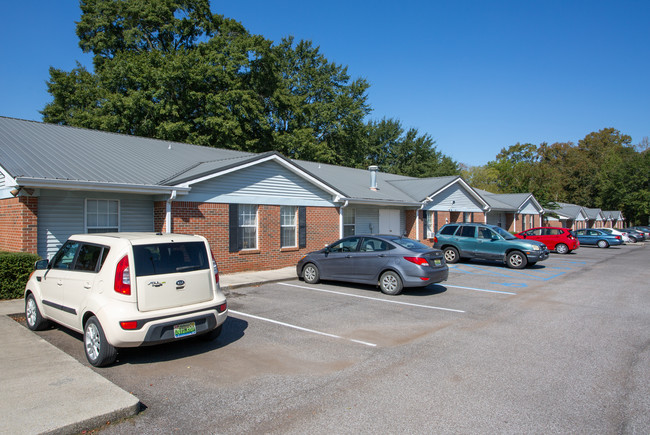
[37,190,153,259]
[424,183,484,212]
[185,161,335,206]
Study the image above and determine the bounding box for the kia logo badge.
[176,280,185,286]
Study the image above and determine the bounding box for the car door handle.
[84,282,92,289]
[345,255,353,258]
[57,280,63,286]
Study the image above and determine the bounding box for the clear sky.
[1,1,648,166]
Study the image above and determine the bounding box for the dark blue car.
[573,229,623,248]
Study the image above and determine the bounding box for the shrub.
[0,251,41,300]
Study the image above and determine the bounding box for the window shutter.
[229,204,239,252]
[298,206,307,248]
[422,211,429,238]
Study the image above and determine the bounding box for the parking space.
[21,242,650,433]
[225,243,646,351]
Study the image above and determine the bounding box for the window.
[281,206,297,248]
[440,225,458,236]
[459,225,476,238]
[133,241,209,277]
[74,244,109,272]
[343,208,355,237]
[478,227,495,239]
[426,211,434,238]
[51,241,80,270]
[361,238,389,252]
[86,199,119,233]
[329,237,360,253]
[239,204,258,250]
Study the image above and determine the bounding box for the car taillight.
[114,255,131,295]
[120,321,138,330]
[404,256,429,266]
[217,302,227,313]
[210,250,220,284]
[615,236,621,240]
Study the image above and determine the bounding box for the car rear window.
[133,241,210,277]
[439,225,458,235]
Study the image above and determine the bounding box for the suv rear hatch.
[133,241,214,312]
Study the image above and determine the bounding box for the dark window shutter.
[229,204,239,252]
[298,206,307,248]
[434,211,439,233]
[422,211,429,238]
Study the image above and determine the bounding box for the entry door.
[379,209,401,235]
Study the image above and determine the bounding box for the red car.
[515,227,580,254]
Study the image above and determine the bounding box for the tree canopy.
[42,0,458,177]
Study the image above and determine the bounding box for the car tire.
[25,293,49,331]
[200,325,223,342]
[84,316,117,367]
[379,271,403,295]
[302,263,320,284]
[597,240,609,248]
[506,251,528,269]
[443,247,460,264]
[555,243,569,254]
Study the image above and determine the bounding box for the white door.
[379,209,401,234]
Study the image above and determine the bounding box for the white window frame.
[239,204,258,250]
[343,208,356,237]
[85,199,120,233]
[426,211,435,238]
[280,206,297,248]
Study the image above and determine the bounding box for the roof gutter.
[334,196,422,208]
[13,177,191,195]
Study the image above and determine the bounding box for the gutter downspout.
[166,190,177,233]
[339,200,349,238]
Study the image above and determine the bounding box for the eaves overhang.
[14,177,190,195]
[334,196,423,208]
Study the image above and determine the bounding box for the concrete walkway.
[0,267,296,435]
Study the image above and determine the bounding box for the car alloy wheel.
[303,263,320,284]
[443,247,459,264]
[597,240,609,248]
[506,251,527,269]
[555,243,569,254]
[379,271,403,295]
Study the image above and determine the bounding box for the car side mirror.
[34,259,49,270]
[492,234,500,241]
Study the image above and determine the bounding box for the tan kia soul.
[24,233,228,367]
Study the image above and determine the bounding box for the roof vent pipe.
[369,165,379,191]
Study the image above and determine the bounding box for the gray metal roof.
[583,207,603,220]
[293,160,422,205]
[547,202,586,219]
[0,116,255,187]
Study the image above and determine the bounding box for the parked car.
[24,233,228,367]
[620,228,645,242]
[573,229,623,248]
[630,226,650,240]
[515,227,579,254]
[296,235,448,295]
[434,223,549,269]
[599,228,631,243]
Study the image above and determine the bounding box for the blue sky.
[1,1,648,166]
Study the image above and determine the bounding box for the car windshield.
[388,237,430,250]
[493,227,517,240]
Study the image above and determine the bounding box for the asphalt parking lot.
[29,243,650,434]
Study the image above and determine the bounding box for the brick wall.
[0,197,38,253]
[154,201,339,274]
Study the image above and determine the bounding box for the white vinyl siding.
[424,183,484,212]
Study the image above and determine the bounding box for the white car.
[599,228,631,243]
[24,233,228,367]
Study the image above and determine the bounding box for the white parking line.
[229,310,377,347]
[443,284,517,295]
[279,282,465,313]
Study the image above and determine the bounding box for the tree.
[363,119,459,177]
[266,37,371,163]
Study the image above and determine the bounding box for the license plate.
[434,259,442,266]
[174,322,196,338]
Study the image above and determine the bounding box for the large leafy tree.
[362,118,459,177]
[266,37,371,163]
[43,0,275,151]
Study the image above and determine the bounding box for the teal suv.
[434,223,550,269]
